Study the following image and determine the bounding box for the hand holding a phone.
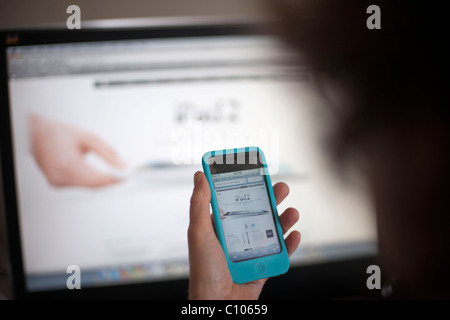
[188,171,300,300]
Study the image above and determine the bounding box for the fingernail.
[194,171,202,186]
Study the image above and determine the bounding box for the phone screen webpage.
[212,168,281,262]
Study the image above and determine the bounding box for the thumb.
[81,133,125,168]
[188,171,213,239]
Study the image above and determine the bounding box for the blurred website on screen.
[6,35,376,291]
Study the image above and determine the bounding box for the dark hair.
[272,0,448,157]
[271,0,450,298]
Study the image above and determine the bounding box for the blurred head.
[271,0,450,298]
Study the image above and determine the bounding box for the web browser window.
[6,34,376,291]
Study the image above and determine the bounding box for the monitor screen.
[2,24,377,294]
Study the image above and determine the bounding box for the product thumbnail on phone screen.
[212,169,281,262]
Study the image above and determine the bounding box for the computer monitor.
[0,18,377,299]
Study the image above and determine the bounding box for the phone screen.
[209,151,281,262]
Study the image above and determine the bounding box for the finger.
[273,182,289,205]
[279,207,299,234]
[70,161,118,188]
[285,230,301,257]
[210,214,217,235]
[82,134,125,168]
[245,278,268,298]
[188,172,213,237]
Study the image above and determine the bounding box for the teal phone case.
[202,146,290,284]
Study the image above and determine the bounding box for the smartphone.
[202,147,289,283]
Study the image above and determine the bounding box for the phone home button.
[255,263,265,273]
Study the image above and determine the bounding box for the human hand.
[29,114,125,188]
[188,171,301,300]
